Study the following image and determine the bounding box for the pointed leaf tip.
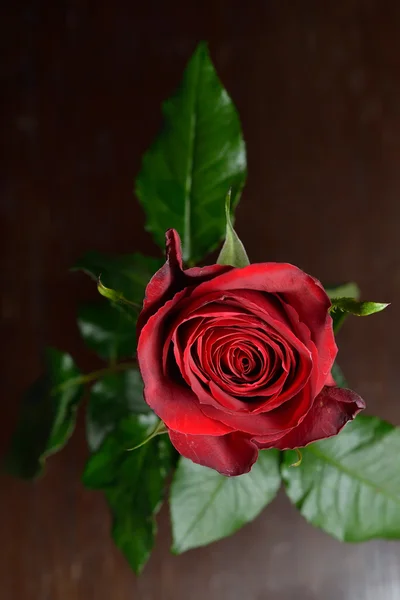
[135,43,247,263]
[331,298,390,317]
[97,278,141,312]
[97,278,122,302]
[217,190,250,268]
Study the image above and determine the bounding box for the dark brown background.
[2,1,400,598]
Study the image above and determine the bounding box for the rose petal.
[185,264,233,284]
[199,371,318,436]
[189,368,248,412]
[137,229,184,335]
[188,262,337,383]
[168,430,259,476]
[138,230,232,336]
[279,299,335,394]
[200,401,294,435]
[138,291,233,435]
[256,386,366,449]
[167,292,313,408]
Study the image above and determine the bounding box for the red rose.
[137,230,365,476]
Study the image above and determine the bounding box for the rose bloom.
[137,230,365,476]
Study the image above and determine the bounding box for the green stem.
[126,420,168,452]
[52,360,138,394]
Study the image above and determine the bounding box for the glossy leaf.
[217,190,250,268]
[86,370,148,452]
[282,415,400,541]
[170,449,281,553]
[330,297,389,316]
[83,414,174,573]
[330,297,389,333]
[324,283,360,332]
[5,348,83,479]
[135,41,247,263]
[77,302,136,362]
[72,251,163,305]
[330,309,348,334]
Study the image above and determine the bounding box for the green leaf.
[330,309,348,334]
[170,449,281,553]
[97,279,134,306]
[83,414,174,573]
[329,297,389,333]
[5,348,83,479]
[86,370,148,452]
[72,251,163,304]
[324,283,360,332]
[135,41,247,263]
[330,297,389,317]
[325,282,361,301]
[282,415,400,542]
[77,301,137,363]
[217,189,250,268]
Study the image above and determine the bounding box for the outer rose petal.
[137,229,184,335]
[198,379,316,436]
[184,264,233,284]
[137,229,231,335]
[256,386,366,450]
[138,291,233,436]
[168,430,259,476]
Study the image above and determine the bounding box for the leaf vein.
[176,476,227,548]
[308,445,400,505]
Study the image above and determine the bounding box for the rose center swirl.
[198,325,295,395]
[172,314,304,404]
[167,296,314,412]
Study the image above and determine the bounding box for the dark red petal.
[199,374,318,436]
[138,230,233,337]
[187,366,247,412]
[168,430,259,476]
[200,401,293,435]
[256,386,366,450]
[281,300,336,395]
[185,264,233,284]
[137,229,184,335]
[138,291,233,436]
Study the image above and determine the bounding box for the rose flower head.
[137,229,365,476]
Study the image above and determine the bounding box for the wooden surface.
[2,1,400,598]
